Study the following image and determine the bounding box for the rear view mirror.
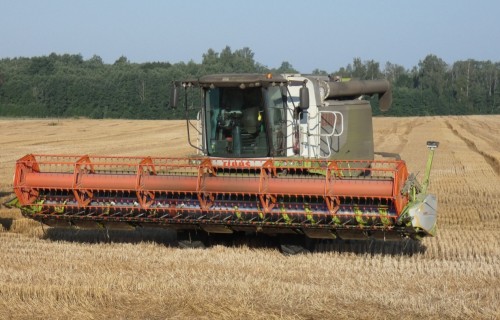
[299,83,309,110]
[170,82,180,109]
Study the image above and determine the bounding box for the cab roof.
[182,73,288,88]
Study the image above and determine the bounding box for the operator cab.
[178,74,289,158]
[206,85,288,157]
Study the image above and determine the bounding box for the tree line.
[0,47,498,119]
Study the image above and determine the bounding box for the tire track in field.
[394,118,424,154]
[457,119,500,152]
[445,120,499,176]
[373,118,424,155]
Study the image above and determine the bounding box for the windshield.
[204,86,286,157]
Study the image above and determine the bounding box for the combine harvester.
[12,74,438,252]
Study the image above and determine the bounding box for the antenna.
[422,141,439,194]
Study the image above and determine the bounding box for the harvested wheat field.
[0,116,499,319]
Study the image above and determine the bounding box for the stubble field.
[0,116,499,319]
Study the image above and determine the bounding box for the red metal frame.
[14,154,409,222]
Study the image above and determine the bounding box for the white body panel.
[409,194,438,236]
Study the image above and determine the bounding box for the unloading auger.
[11,74,438,246]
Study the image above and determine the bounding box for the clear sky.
[1,0,498,73]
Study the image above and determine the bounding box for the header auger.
[12,73,438,250]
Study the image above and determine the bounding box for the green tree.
[416,55,449,114]
[114,55,129,66]
[351,57,366,79]
[312,69,328,76]
[275,61,297,74]
[1,49,499,119]
[365,60,382,80]
[87,55,104,68]
[28,56,55,75]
